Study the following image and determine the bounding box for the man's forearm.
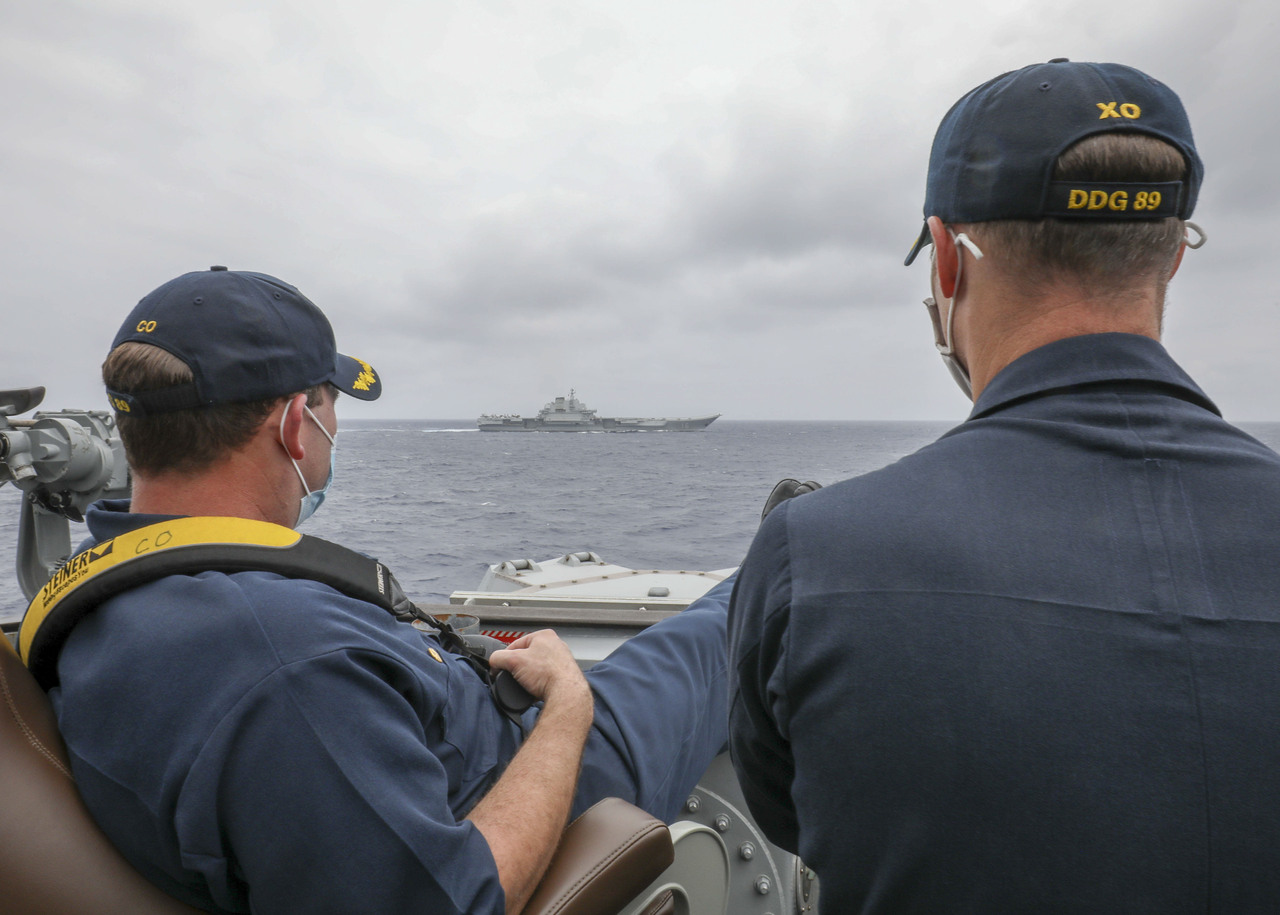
[466,683,594,914]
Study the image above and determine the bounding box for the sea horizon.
[4,418,1280,624]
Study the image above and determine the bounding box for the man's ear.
[928,215,959,299]
[1169,241,1187,280]
[278,393,310,461]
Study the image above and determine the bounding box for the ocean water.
[4,418,1280,624]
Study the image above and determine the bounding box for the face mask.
[922,230,983,399]
[280,404,336,527]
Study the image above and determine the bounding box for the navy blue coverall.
[729,333,1280,913]
[52,504,730,914]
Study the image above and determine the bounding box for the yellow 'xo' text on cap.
[1097,102,1141,119]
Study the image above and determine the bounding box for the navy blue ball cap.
[106,267,382,415]
[905,59,1203,265]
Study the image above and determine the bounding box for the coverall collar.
[969,333,1220,422]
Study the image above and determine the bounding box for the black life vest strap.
[17,517,527,726]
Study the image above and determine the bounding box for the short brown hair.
[966,134,1188,300]
[103,342,322,476]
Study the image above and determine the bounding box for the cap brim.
[332,353,382,401]
[904,221,931,266]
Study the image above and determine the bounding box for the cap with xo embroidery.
[905,59,1203,265]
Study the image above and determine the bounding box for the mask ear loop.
[1184,221,1207,249]
[936,231,984,357]
[922,230,984,400]
[280,404,336,498]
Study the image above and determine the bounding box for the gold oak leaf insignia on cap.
[353,358,377,392]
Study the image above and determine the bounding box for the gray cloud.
[1,0,1277,423]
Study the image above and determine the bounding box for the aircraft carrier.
[478,390,719,432]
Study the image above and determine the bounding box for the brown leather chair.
[525,798,675,915]
[1,636,673,915]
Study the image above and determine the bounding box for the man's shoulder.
[762,429,1010,589]
[55,566,417,703]
[53,567,442,760]
[111,568,395,647]
[796,433,966,518]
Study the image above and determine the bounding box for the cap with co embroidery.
[107,267,381,416]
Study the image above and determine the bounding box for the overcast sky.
[1,0,1276,421]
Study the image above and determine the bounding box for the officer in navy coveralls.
[49,267,730,914]
[728,60,1280,912]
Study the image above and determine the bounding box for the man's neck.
[130,447,296,527]
[961,282,1162,401]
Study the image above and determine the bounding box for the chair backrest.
[523,796,675,915]
[0,636,203,913]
